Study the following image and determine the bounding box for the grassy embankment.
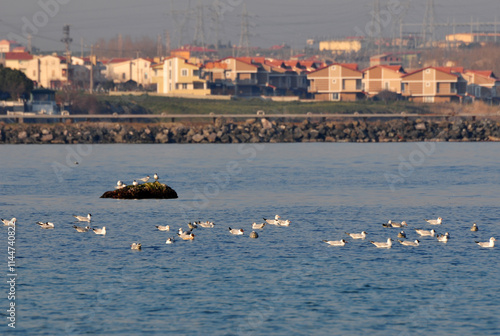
[96,94,434,116]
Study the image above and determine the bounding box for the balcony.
[236,78,258,85]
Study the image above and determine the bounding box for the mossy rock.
[100,181,178,199]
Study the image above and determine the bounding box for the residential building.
[461,70,500,101]
[156,56,209,95]
[307,63,364,101]
[0,40,24,53]
[23,54,70,89]
[3,51,33,73]
[363,65,406,97]
[103,58,153,88]
[401,67,467,103]
[369,53,402,67]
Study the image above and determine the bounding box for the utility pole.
[165,30,171,56]
[194,1,205,47]
[61,25,73,86]
[422,0,435,47]
[27,34,32,53]
[157,33,163,59]
[89,44,95,94]
[238,4,250,57]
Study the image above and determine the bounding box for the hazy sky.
[1,0,499,52]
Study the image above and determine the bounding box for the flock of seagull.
[322,217,496,249]
[2,173,496,252]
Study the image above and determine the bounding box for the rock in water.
[100,181,178,199]
[250,231,259,239]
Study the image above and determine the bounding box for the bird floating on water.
[323,239,347,246]
[198,221,215,228]
[131,243,142,250]
[36,221,54,229]
[155,225,170,231]
[73,214,91,222]
[2,218,16,226]
[475,237,495,248]
[252,222,266,229]
[229,227,244,235]
[370,238,393,248]
[471,223,478,232]
[415,229,436,237]
[166,237,174,244]
[73,225,90,232]
[92,226,106,235]
[425,217,443,225]
[397,231,406,238]
[345,231,367,239]
[437,232,450,243]
[398,239,420,246]
[382,220,407,228]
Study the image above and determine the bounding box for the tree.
[0,65,34,100]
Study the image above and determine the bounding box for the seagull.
[198,221,215,228]
[73,225,90,232]
[187,222,198,230]
[132,180,138,186]
[1,218,16,226]
[475,237,496,248]
[252,222,266,229]
[397,231,406,238]
[229,227,244,235]
[471,223,478,232]
[36,221,54,229]
[178,232,195,240]
[154,173,159,181]
[166,237,174,244]
[437,232,450,243]
[425,217,443,225]
[323,239,347,246]
[139,176,150,182]
[115,181,126,189]
[345,231,367,239]
[382,220,407,228]
[92,227,106,235]
[277,219,291,226]
[415,229,436,237]
[398,239,420,246]
[73,214,91,222]
[263,215,281,225]
[370,238,393,248]
[131,243,142,250]
[155,225,170,231]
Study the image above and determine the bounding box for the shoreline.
[1,117,499,144]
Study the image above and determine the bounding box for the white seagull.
[178,232,195,240]
[2,218,16,226]
[198,221,215,228]
[154,173,159,181]
[132,180,138,186]
[425,217,443,225]
[131,243,142,250]
[277,219,291,226]
[471,223,478,232]
[475,237,496,248]
[252,222,266,229]
[370,238,393,248]
[415,229,436,237]
[115,181,126,189]
[73,214,91,222]
[139,176,150,182]
[398,239,420,246]
[166,237,174,244]
[229,227,244,235]
[345,231,367,239]
[322,239,347,246]
[155,225,170,231]
[263,215,281,225]
[382,220,407,228]
[92,226,106,235]
[437,232,450,243]
[73,225,90,232]
[36,221,54,229]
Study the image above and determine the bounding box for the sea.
[0,142,499,336]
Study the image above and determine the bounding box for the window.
[182,83,188,89]
[423,96,434,103]
[331,93,339,100]
[385,82,390,90]
[181,69,188,77]
[401,83,405,93]
[122,73,126,80]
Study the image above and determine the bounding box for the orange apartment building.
[363,65,406,97]
[401,67,467,103]
[307,63,364,101]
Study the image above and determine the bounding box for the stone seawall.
[1,118,500,144]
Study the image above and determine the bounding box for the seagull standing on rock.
[154,173,159,181]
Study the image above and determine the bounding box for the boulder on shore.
[100,181,178,199]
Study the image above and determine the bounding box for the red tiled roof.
[4,51,33,61]
[465,70,496,79]
[363,64,405,74]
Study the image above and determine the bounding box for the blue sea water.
[0,142,499,335]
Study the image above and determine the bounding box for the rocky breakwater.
[1,117,500,144]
